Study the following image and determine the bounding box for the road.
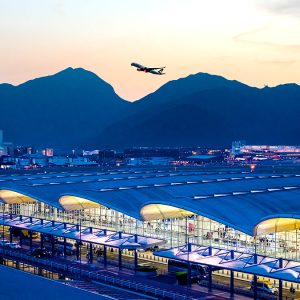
[4,229,300,299]
[0,232,250,299]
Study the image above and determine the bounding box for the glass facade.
[1,202,300,261]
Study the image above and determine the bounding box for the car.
[168,259,208,279]
[0,239,10,247]
[251,279,278,295]
[8,242,21,249]
[43,234,58,243]
[30,248,52,258]
[56,241,76,255]
[51,248,63,256]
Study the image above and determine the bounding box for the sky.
[0,0,299,101]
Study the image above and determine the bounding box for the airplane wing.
[147,67,166,71]
[149,70,165,75]
[131,62,145,68]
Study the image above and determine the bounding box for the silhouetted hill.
[99,73,300,147]
[0,68,130,147]
[136,72,248,108]
[1,69,299,148]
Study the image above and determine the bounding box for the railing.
[199,280,276,300]
[0,248,190,300]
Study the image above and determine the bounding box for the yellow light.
[59,196,100,211]
[0,190,38,204]
[250,164,256,172]
[255,218,300,235]
[140,204,194,221]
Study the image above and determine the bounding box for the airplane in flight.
[131,62,165,75]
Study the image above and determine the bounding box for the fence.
[0,248,191,300]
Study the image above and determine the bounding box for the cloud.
[233,26,300,52]
[256,59,297,66]
[53,0,65,17]
[257,0,300,17]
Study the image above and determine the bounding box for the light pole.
[187,236,192,296]
[2,204,4,239]
[1,203,5,265]
[79,210,82,279]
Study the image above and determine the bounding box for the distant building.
[124,148,179,158]
[186,154,223,164]
[232,141,300,155]
[42,148,54,157]
[231,140,246,155]
[14,146,33,157]
[0,130,3,146]
[127,157,170,166]
[83,150,100,156]
[0,146,6,157]
[48,156,69,166]
[69,156,98,166]
[0,130,6,157]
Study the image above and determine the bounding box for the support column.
[76,242,80,260]
[63,223,67,256]
[89,242,93,263]
[208,266,212,292]
[29,231,33,250]
[134,250,138,270]
[118,231,122,270]
[63,238,67,256]
[208,245,212,291]
[187,242,192,287]
[40,233,44,249]
[76,223,80,261]
[170,218,173,248]
[9,229,12,243]
[134,234,138,270]
[230,250,234,296]
[118,249,122,270]
[53,208,57,221]
[278,258,283,300]
[51,236,55,254]
[253,275,257,300]
[104,246,107,267]
[19,231,23,247]
[115,211,119,231]
[253,253,258,300]
[197,215,201,245]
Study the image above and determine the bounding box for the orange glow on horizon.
[0,1,299,101]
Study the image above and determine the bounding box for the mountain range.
[0,67,299,148]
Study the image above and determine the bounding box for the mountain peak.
[135,70,250,106]
[17,67,116,96]
[0,67,130,147]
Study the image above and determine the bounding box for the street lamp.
[79,210,82,279]
[1,203,5,264]
[2,204,5,241]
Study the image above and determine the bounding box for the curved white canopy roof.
[1,169,300,235]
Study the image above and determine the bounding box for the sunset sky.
[0,0,299,101]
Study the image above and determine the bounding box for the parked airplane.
[131,62,165,75]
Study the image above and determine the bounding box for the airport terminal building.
[1,169,300,257]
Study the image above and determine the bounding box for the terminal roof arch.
[0,187,61,209]
[0,169,300,236]
[254,216,300,236]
